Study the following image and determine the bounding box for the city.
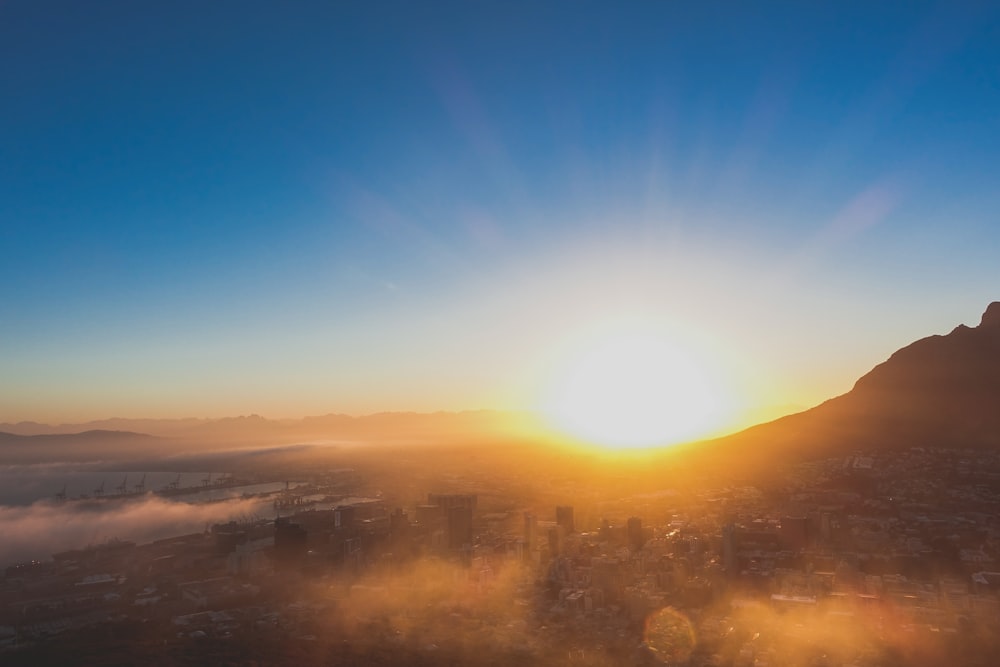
[4,2,1000,665]
[4,440,1000,666]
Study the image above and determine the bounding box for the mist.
[0,495,264,566]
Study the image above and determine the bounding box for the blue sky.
[2,1,1000,427]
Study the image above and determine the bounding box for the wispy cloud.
[0,495,264,566]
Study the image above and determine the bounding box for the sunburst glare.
[541,320,735,449]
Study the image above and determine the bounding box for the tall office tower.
[447,505,474,550]
[722,523,737,576]
[556,505,575,533]
[627,516,644,550]
[524,512,537,548]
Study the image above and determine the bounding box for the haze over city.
[4,2,1000,666]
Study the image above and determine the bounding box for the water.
[0,464,314,566]
[0,465,291,506]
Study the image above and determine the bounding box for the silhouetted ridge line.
[979,301,1000,330]
[701,301,1000,472]
[0,429,156,441]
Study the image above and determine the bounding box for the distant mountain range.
[5,304,1000,467]
[0,410,542,462]
[702,301,1000,469]
[0,429,162,464]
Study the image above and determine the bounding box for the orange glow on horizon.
[538,320,738,450]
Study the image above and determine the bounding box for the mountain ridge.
[0,409,511,433]
[697,301,1000,472]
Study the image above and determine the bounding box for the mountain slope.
[703,302,1000,468]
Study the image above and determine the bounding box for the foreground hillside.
[697,302,1000,474]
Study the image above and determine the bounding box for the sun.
[540,325,731,449]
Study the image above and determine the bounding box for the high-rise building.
[556,505,575,533]
[627,516,644,550]
[424,493,477,551]
[547,526,561,558]
[722,523,737,577]
[274,518,307,568]
[415,504,443,528]
[447,506,474,550]
[524,512,537,549]
[334,505,356,530]
[390,507,409,532]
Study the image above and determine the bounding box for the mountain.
[0,410,540,448]
[0,429,162,463]
[703,301,1000,469]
